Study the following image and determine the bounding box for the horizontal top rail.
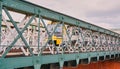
[1,0,120,37]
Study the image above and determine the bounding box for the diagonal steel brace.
[2,7,36,58]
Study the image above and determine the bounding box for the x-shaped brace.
[2,7,36,58]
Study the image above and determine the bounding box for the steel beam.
[0,51,119,69]
[38,14,40,51]
[0,0,120,69]
[1,0,120,37]
[1,8,36,57]
[0,1,2,46]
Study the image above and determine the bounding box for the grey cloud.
[86,8,120,17]
[27,0,120,29]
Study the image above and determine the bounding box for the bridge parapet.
[0,0,120,69]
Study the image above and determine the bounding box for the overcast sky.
[27,0,120,29]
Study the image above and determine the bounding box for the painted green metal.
[38,14,40,51]
[2,7,36,57]
[39,16,60,54]
[0,1,2,46]
[39,19,60,54]
[0,51,119,69]
[34,64,41,69]
[61,22,64,54]
[0,0,120,69]
[39,16,60,52]
[2,0,120,37]
[40,16,50,36]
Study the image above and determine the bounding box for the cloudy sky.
[27,0,120,29]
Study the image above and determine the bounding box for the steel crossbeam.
[0,51,119,69]
[1,7,36,58]
[2,0,119,36]
[0,0,120,69]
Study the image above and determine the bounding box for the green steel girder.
[0,0,120,69]
[0,51,119,69]
[0,1,2,45]
[1,0,120,37]
[37,14,40,51]
[1,7,36,58]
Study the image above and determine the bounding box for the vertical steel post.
[62,21,64,54]
[59,61,64,69]
[34,64,41,69]
[38,14,40,52]
[0,1,2,47]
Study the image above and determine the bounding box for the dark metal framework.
[0,0,120,69]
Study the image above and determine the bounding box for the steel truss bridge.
[0,0,120,69]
